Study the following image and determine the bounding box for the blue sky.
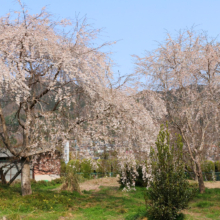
[1,0,220,78]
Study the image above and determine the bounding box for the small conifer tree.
[146,124,196,220]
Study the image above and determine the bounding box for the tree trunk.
[196,160,205,193]
[21,159,32,196]
[193,162,198,182]
[0,168,7,184]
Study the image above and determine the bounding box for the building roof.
[0,149,14,158]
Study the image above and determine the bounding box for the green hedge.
[215,161,220,172]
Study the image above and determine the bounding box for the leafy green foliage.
[146,125,196,220]
[61,159,120,179]
[215,161,220,172]
[80,159,93,178]
[97,159,111,173]
[201,160,215,180]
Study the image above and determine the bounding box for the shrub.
[60,159,67,176]
[215,161,220,172]
[51,178,63,184]
[68,159,81,173]
[60,163,81,193]
[146,125,196,220]
[189,182,199,198]
[35,180,48,187]
[77,174,87,183]
[201,160,215,181]
[80,159,93,178]
[204,161,215,173]
[118,165,148,188]
[109,159,120,174]
[97,159,111,174]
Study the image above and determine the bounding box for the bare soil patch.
[189,180,220,189]
[204,181,220,189]
[55,178,220,192]
[80,178,220,192]
[182,210,212,220]
[80,177,120,191]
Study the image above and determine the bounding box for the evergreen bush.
[146,125,196,220]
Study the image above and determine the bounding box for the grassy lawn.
[184,187,220,220]
[1,180,220,220]
[0,182,147,220]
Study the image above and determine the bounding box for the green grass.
[0,182,147,220]
[193,201,214,208]
[1,181,220,220]
[184,188,220,220]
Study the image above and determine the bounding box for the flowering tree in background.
[0,2,158,195]
[135,29,220,193]
[0,1,116,195]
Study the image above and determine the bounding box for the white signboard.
[64,141,69,164]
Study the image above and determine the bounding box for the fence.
[185,172,220,181]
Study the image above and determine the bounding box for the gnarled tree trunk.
[21,158,32,196]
